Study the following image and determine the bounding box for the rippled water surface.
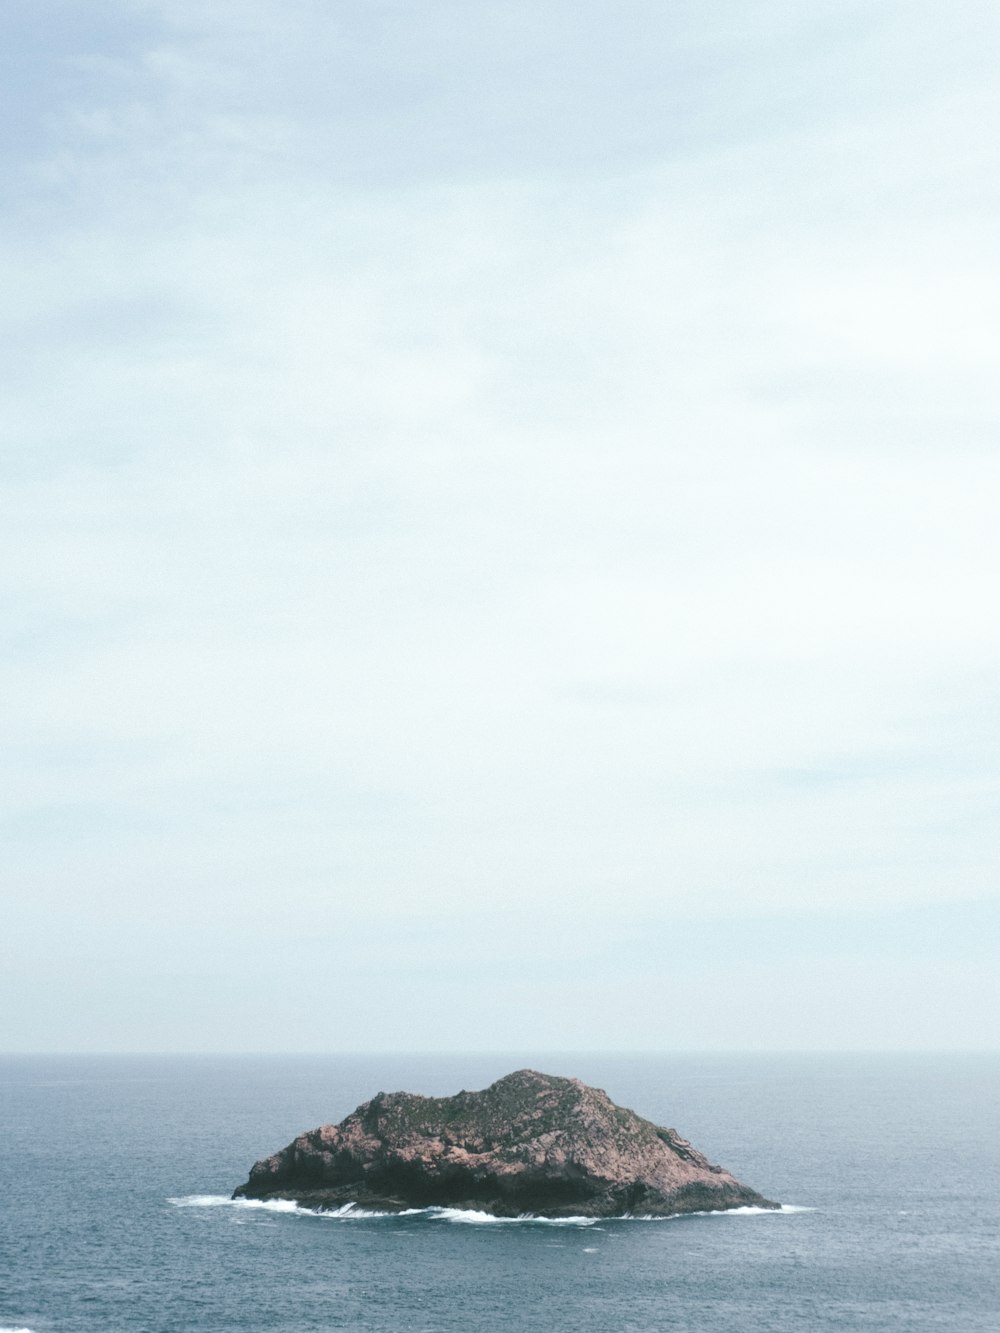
[1,1053,997,1331]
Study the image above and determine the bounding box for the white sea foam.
[169,1194,308,1214]
[167,1196,598,1225]
[626,1204,814,1221]
[169,1195,813,1224]
[700,1204,814,1216]
[0,1326,37,1332]
[426,1208,598,1227]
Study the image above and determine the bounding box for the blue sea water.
[1,1053,997,1331]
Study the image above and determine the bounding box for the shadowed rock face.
[233,1070,778,1217]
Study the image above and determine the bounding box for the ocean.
[1,1052,997,1331]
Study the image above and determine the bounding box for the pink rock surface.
[233,1069,777,1217]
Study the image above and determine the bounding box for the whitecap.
[697,1204,814,1216]
[168,1194,309,1215]
[167,1196,810,1224]
[168,1195,427,1220]
[166,1196,598,1224]
[625,1203,814,1221]
[317,1203,427,1219]
[425,1208,598,1227]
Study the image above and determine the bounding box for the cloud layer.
[3,0,998,1050]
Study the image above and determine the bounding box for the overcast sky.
[3,0,998,1053]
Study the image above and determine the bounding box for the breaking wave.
[169,1194,306,1213]
[169,1196,810,1224]
[628,1204,814,1219]
[168,1196,599,1224]
[423,1208,597,1227]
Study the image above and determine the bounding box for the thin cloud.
[2,0,998,1050]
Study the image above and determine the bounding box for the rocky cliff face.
[233,1069,777,1217]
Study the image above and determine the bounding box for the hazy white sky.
[3,0,999,1052]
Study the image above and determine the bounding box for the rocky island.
[233,1069,777,1217]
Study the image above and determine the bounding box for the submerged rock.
[233,1069,778,1218]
